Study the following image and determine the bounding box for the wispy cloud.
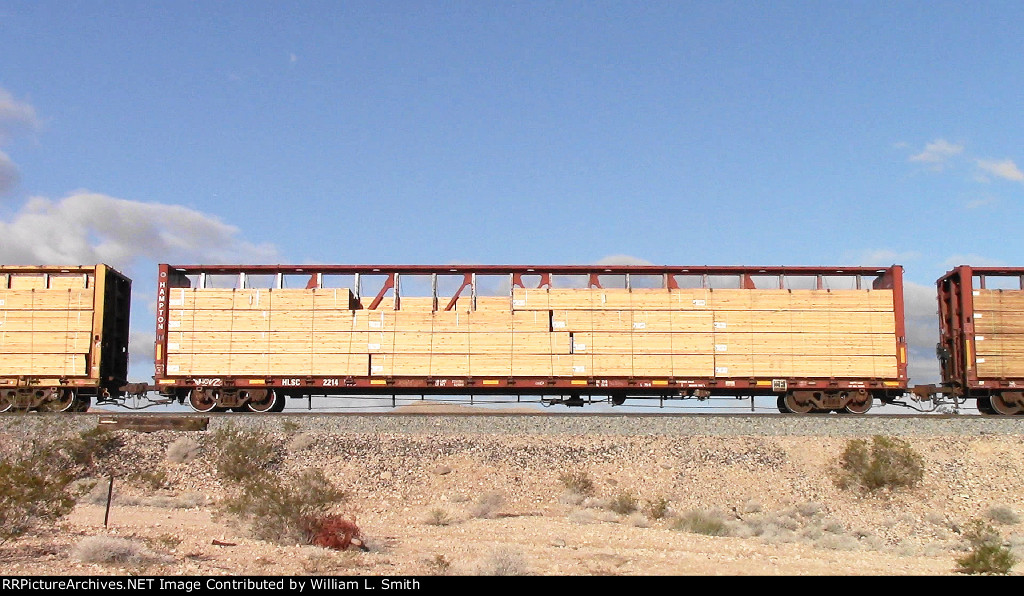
[976,158,1024,183]
[909,139,963,169]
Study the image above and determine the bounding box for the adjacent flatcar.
[0,264,131,412]
[937,266,1024,415]
[153,264,907,414]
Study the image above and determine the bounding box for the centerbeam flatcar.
[153,264,907,414]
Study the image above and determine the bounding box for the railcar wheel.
[977,396,997,415]
[776,395,789,413]
[0,390,13,413]
[782,393,813,414]
[246,389,281,413]
[270,391,287,412]
[188,389,218,413]
[40,389,76,412]
[843,396,873,414]
[989,393,1024,416]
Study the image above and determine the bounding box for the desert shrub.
[956,520,1018,575]
[130,469,169,490]
[210,425,279,483]
[986,506,1021,525]
[673,510,731,537]
[608,491,638,515]
[559,471,595,496]
[644,497,670,520]
[166,437,201,464]
[64,427,123,472]
[0,441,83,544]
[219,468,347,546]
[470,491,505,519]
[835,436,924,491]
[425,554,452,575]
[424,508,454,526]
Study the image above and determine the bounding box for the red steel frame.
[154,264,908,399]
[937,265,1024,395]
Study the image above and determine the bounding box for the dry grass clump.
[834,435,924,492]
[672,509,732,536]
[474,546,529,576]
[165,437,201,464]
[287,433,317,452]
[986,506,1021,526]
[72,536,170,566]
[470,491,505,519]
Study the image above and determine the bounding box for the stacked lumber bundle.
[514,287,897,378]
[972,290,1024,378]
[0,272,96,376]
[165,285,898,379]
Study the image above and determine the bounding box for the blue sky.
[2,1,1023,388]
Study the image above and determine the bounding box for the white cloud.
[909,139,963,168]
[941,254,1005,268]
[902,280,941,385]
[0,191,278,268]
[976,158,1024,183]
[594,254,655,266]
[0,87,40,142]
[841,249,920,266]
[0,150,18,194]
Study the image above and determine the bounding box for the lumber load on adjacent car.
[0,264,131,412]
[154,264,907,414]
[937,266,1024,415]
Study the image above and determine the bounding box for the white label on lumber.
[714,321,727,329]
[169,299,182,306]
[574,343,587,351]
[715,367,729,374]
[167,365,179,372]
[513,299,526,307]
[167,343,179,350]
[693,299,706,306]
[573,365,586,373]
[169,321,180,328]
[0,299,4,306]
[369,320,382,328]
[552,321,566,329]
[975,313,982,318]
[973,291,980,296]
[976,358,986,363]
[367,343,380,350]
[371,365,384,373]
[633,322,646,329]
[715,344,728,352]
[976,336,984,341]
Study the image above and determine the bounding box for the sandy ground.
[1,412,1023,577]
